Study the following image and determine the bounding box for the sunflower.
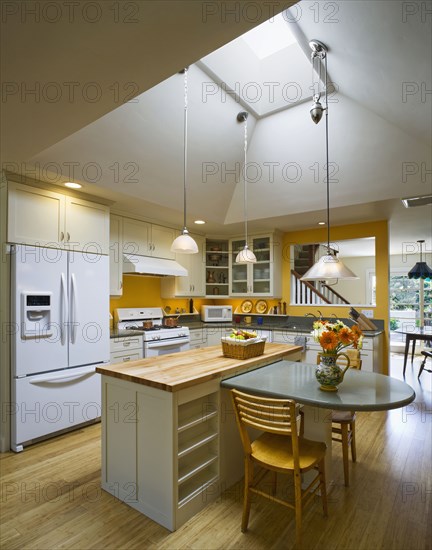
[319,331,338,352]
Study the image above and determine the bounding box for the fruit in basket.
[229,329,257,340]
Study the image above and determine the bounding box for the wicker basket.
[221,338,266,359]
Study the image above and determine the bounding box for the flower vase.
[315,352,351,392]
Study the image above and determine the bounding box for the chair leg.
[271,470,277,495]
[341,424,350,487]
[350,421,357,463]
[418,356,427,379]
[294,471,303,547]
[241,457,253,532]
[318,458,328,517]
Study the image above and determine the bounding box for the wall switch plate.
[361,309,374,318]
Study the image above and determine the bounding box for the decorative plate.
[255,300,268,314]
[240,300,253,314]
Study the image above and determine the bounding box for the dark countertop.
[186,321,384,337]
[110,320,384,338]
[110,329,145,339]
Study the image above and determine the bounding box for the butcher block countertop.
[96,343,302,392]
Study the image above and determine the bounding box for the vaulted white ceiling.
[2,1,431,255]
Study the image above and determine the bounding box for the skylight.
[241,12,297,59]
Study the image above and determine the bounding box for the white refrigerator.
[10,244,109,452]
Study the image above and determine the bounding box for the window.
[389,269,432,336]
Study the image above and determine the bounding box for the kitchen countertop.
[110,329,145,339]
[186,321,384,337]
[96,342,302,392]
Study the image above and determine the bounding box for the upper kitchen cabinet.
[230,234,282,297]
[7,181,110,254]
[109,214,123,296]
[205,239,230,297]
[122,217,175,260]
[161,234,205,297]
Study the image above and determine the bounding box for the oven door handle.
[145,337,190,349]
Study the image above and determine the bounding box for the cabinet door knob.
[60,231,64,241]
[67,232,70,242]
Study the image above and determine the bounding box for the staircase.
[293,244,318,276]
[290,270,350,306]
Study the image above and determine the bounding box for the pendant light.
[301,40,358,282]
[408,240,432,279]
[235,111,256,264]
[171,67,198,254]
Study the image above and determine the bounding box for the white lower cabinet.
[101,377,220,531]
[205,325,231,346]
[272,330,383,372]
[189,328,207,349]
[109,335,143,364]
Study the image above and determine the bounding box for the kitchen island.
[96,343,302,531]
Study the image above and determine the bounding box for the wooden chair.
[418,350,432,378]
[317,349,362,487]
[231,389,328,547]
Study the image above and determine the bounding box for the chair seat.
[331,410,356,423]
[251,432,327,472]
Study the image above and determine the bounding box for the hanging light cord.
[243,117,249,246]
[324,52,330,255]
[182,67,188,232]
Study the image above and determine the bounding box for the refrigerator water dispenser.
[21,292,53,338]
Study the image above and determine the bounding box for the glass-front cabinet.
[230,235,280,297]
[205,239,230,297]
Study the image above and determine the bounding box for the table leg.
[403,336,410,377]
[411,337,416,364]
[302,405,333,490]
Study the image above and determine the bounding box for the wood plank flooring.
[1,354,431,550]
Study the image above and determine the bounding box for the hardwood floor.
[1,354,431,550]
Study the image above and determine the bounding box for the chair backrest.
[231,389,302,460]
[317,349,362,370]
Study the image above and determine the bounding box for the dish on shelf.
[255,300,268,314]
[240,300,253,313]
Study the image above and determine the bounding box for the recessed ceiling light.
[317,221,326,226]
[194,220,205,225]
[64,182,82,189]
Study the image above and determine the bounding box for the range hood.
[122,254,188,277]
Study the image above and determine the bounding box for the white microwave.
[201,305,233,323]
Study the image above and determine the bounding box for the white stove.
[114,307,190,357]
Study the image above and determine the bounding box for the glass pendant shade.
[301,253,358,281]
[235,245,257,264]
[171,229,199,254]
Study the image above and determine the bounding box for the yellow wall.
[110,219,390,372]
[282,220,389,373]
[109,277,282,317]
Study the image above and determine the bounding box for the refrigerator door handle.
[70,273,77,344]
[29,368,96,384]
[61,273,68,345]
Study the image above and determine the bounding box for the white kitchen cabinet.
[65,196,110,254]
[122,217,175,259]
[189,328,207,349]
[7,181,109,253]
[205,239,230,297]
[230,234,282,297]
[205,325,231,346]
[161,234,205,297]
[101,376,220,531]
[109,214,123,296]
[110,334,143,364]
